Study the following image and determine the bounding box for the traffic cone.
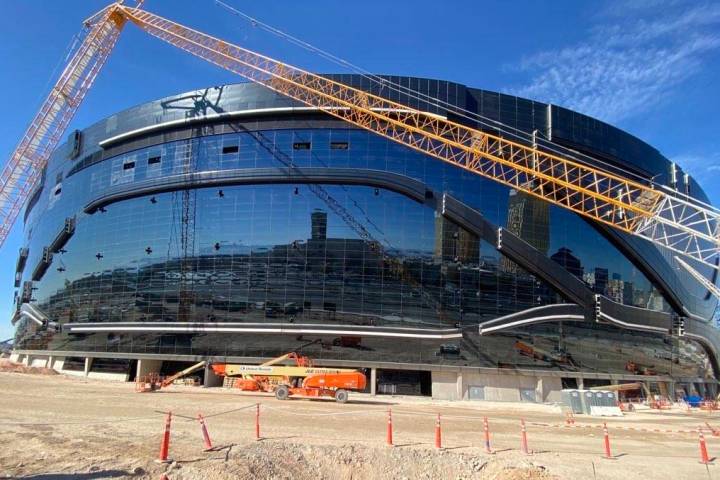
[198,413,213,451]
[520,419,530,455]
[435,414,442,449]
[255,403,261,440]
[565,412,575,425]
[156,411,172,463]
[602,423,615,460]
[483,417,493,454]
[699,427,712,464]
[387,408,393,447]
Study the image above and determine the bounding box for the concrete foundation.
[12,349,715,404]
[432,370,564,402]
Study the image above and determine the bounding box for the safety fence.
[2,402,718,467]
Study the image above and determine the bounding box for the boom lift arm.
[1,2,718,301]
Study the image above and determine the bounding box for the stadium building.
[10,75,720,401]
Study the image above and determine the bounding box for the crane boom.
[0,6,126,245]
[116,5,720,274]
[0,2,718,307]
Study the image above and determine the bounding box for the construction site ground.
[0,371,717,479]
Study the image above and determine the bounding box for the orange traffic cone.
[387,408,393,447]
[255,403,261,440]
[699,427,712,464]
[483,417,493,454]
[198,413,213,451]
[520,419,530,455]
[156,411,172,463]
[435,414,442,449]
[602,423,615,460]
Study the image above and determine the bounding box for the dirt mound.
[161,442,556,480]
[0,359,57,375]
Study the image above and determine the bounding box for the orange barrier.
[520,419,530,455]
[435,414,442,449]
[156,411,172,463]
[386,408,393,447]
[198,413,213,451]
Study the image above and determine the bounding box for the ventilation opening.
[148,156,161,165]
[376,369,431,396]
[122,161,135,170]
[330,141,349,150]
[222,145,239,154]
[293,142,311,150]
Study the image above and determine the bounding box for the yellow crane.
[1,1,719,298]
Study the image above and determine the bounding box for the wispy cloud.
[506,2,720,123]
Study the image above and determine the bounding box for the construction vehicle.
[0,1,718,305]
[135,360,206,392]
[211,352,366,403]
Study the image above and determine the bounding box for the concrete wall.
[29,357,48,368]
[87,371,129,382]
[431,371,462,400]
[136,359,163,378]
[432,370,564,403]
[50,357,65,371]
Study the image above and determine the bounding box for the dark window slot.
[148,156,161,165]
[54,187,62,196]
[330,142,349,150]
[222,145,239,154]
[123,161,135,170]
[293,142,311,150]
[68,130,82,160]
[15,248,28,275]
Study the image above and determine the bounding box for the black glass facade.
[11,77,718,379]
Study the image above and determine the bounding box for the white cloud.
[506,2,720,123]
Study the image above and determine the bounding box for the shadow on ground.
[17,469,138,479]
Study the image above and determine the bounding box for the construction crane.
[211,352,366,403]
[1,1,719,303]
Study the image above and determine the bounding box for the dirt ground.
[0,371,718,479]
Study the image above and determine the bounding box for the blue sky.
[0,0,718,339]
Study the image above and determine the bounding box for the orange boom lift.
[212,352,366,403]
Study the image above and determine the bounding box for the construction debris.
[0,359,57,375]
